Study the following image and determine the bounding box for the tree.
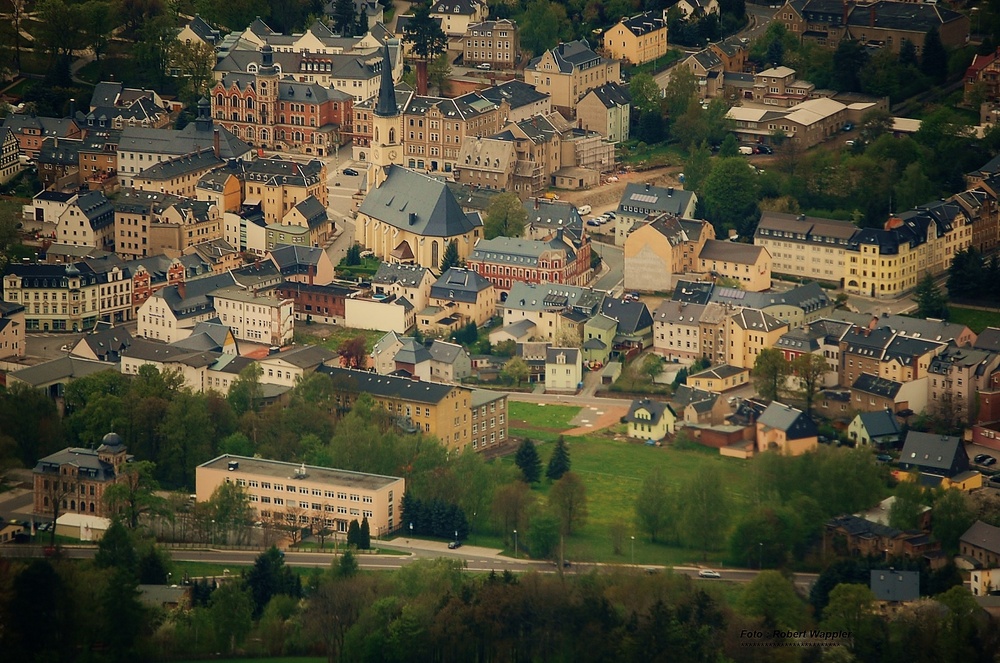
[628,73,663,115]
[440,239,460,272]
[332,0,355,34]
[246,546,301,618]
[210,581,254,655]
[205,481,253,545]
[428,52,452,96]
[527,510,561,558]
[914,272,949,320]
[700,157,761,236]
[103,460,165,529]
[345,242,362,266]
[894,162,935,212]
[677,467,730,559]
[501,356,530,385]
[306,575,374,662]
[753,348,790,402]
[684,142,712,191]
[101,567,145,659]
[491,481,535,543]
[360,515,371,549]
[889,481,926,530]
[403,1,447,95]
[553,326,582,348]
[172,40,218,104]
[484,192,528,239]
[515,438,542,483]
[739,570,807,630]
[820,583,878,653]
[662,66,697,119]
[718,133,740,157]
[792,353,829,417]
[228,363,264,416]
[546,436,570,481]
[95,519,138,575]
[81,0,116,63]
[7,0,27,71]
[7,560,71,661]
[833,39,869,92]
[549,471,588,535]
[921,26,948,83]
[338,335,368,369]
[635,468,673,542]
[347,519,361,548]
[639,354,664,382]
[519,0,566,56]
[932,488,975,554]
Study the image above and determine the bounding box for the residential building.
[356,165,483,268]
[752,66,814,107]
[427,340,472,383]
[177,14,221,47]
[318,365,475,450]
[183,237,242,274]
[0,300,26,360]
[462,19,519,70]
[825,514,939,560]
[120,337,255,395]
[275,281,352,325]
[7,356,116,397]
[196,170,243,213]
[212,286,293,346]
[577,82,631,143]
[954,181,1000,255]
[870,570,920,607]
[257,345,336,388]
[599,297,654,357]
[2,260,132,331]
[371,331,407,375]
[483,112,570,198]
[525,40,622,115]
[615,182,698,247]
[688,365,750,393]
[838,325,944,388]
[582,313,617,364]
[625,398,676,441]
[454,137,516,192]
[848,409,903,448]
[897,431,979,490]
[850,373,928,416]
[602,11,668,65]
[196,454,404,537]
[726,97,849,149]
[928,345,1000,426]
[727,309,789,369]
[80,81,171,130]
[270,244,337,286]
[467,232,591,293]
[624,216,713,294]
[470,389,508,451]
[676,0,719,18]
[777,0,969,54]
[754,211,857,286]
[0,114,81,159]
[420,267,496,334]
[0,128,20,185]
[962,521,1000,569]
[479,79,552,123]
[545,347,582,392]
[116,102,253,189]
[36,135,81,189]
[697,240,772,292]
[756,402,819,456]
[671,384,730,426]
[70,325,133,362]
[429,0,488,36]
[652,300,707,362]
[503,282,605,341]
[237,157,329,225]
[33,432,129,518]
[54,191,115,252]
[133,148,223,198]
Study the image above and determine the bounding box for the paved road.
[507,390,631,408]
[592,242,624,294]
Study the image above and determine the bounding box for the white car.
[476,63,492,70]
[698,569,722,579]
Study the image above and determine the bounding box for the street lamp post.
[630,536,635,566]
[758,542,763,570]
[513,529,518,559]
[211,519,215,546]
[409,522,413,540]
[454,530,458,542]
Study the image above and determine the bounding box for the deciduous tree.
[635,467,674,543]
[103,460,166,529]
[501,356,530,385]
[337,335,368,369]
[739,570,807,630]
[210,581,254,655]
[484,192,528,239]
[791,353,829,417]
[403,1,447,95]
[753,348,789,402]
[549,471,588,535]
[677,466,730,559]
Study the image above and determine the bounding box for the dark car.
[756,145,773,155]
[342,167,360,176]
[975,453,989,464]
[447,540,462,549]
[984,456,997,466]
[586,219,601,227]
[843,122,854,132]
[875,454,893,464]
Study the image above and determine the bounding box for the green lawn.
[508,402,582,441]
[171,561,251,580]
[294,326,386,354]
[947,306,1000,334]
[620,142,685,168]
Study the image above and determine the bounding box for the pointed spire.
[375,42,398,118]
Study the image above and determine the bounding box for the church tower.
[257,42,279,148]
[369,42,402,191]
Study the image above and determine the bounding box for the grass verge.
[947,306,1000,334]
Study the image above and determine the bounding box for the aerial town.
[2,0,1000,660]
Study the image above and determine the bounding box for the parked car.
[983,456,997,466]
[586,219,601,227]
[843,122,854,132]
[605,211,616,219]
[756,145,773,155]
[342,167,359,176]
[476,62,492,70]
[738,145,754,155]
[448,540,462,549]
[845,140,857,147]
[698,569,721,579]
[975,453,990,463]
[876,454,893,464]
[577,204,592,215]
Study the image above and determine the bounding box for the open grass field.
[947,306,1000,334]
[508,402,581,439]
[294,326,386,354]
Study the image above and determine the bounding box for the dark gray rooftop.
[359,165,482,237]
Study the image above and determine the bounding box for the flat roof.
[198,454,402,491]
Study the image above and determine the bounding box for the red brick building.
[211,45,353,157]
[466,231,592,292]
[33,432,130,519]
[274,281,353,325]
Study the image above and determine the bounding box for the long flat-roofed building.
[196,454,404,537]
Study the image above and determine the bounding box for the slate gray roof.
[360,165,481,237]
[266,344,335,368]
[599,298,652,334]
[625,398,672,425]
[497,319,536,337]
[527,39,603,74]
[587,82,631,109]
[1,114,79,139]
[699,239,767,264]
[731,308,785,333]
[428,340,467,365]
[269,245,326,275]
[846,1,964,31]
[672,280,714,305]
[851,373,902,398]
[34,447,120,482]
[757,402,817,440]
[74,326,133,361]
[874,313,972,345]
[38,137,82,166]
[479,79,549,111]
[856,409,901,439]
[898,431,968,476]
[119,124,251,160]
[975,328,1000,352]
[870,570,920,603]
[775,327,821,353]
[184,15,221,44]
[138,148,222,180]
[505,282,606,314]
[171,321,233,353]
[617,182,696,218]
[431,268,492,303]
[523,198,585,244]
[372,262,430,286]
[617,10,666,36]
[928,346,995,378]
[394,337,432,365]
[430,0,482,15]
[546,347,580,364]
[961,521,1000,556]
[318,365,457,403]
[10,356,117,387]
[471,234,575,266]
[652,301,705,328]
[291,196,329,231]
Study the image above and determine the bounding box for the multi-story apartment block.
[148,199,224,257]
[318,365,476,450]
[624,215,713,293]
[196,170,243,213]
[480,80,552,123]
[212,286,294,346]
[577,82,631,143]
[117,102,253,189]
[755,211,856,285]
[525,40,622,116]
[696,240,772,292]
[752,66,814,107]
[954,181,1000,255]
[400,93,509,174]
[0,128,19,185]
[0,300,26,360]
[114,190,183,260]
[602,11,668,65]
[133,148,223,198]
[33,432,130,519]
[3,260,132,331]
[470,389,508,451]
[502,282,605,342]
[0,114,81,159]
[421,267,497,333]
[196,454,404,536]
[491,112,570,198]
[928,346,1000,424]
[211,45,354,156]
[463,19,519,70]
[726,308,789,369]
[652,300,707,362]
[53,191,115,251]
[236,157,328,225]
[454,137,517,192]
[615,182,699,247]
[467,231,592,292]
[838,325,944,389]
[80,81,171,130]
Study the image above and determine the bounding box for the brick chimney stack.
[213,129,221,159]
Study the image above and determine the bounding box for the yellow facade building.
[525,40,621,115]
[602,11,668,65]
[727,309,788,369]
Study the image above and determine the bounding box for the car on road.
[448,540,462,549]
[756,145,773,155]
[843,122,854,132]
[342,167,359,176]
[975,453,990,463]
[587,219,601,227]
[476,63,492,70]
[698,569,721,579]
[984,456,997,466]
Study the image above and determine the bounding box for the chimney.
[869,6,875,27]
[292,163,299,175]
[69,98,76,119]
[308,262,316,285]
[668,187,674,197]
[534,197,540,209]
[213,128,221,159]
[177,280,186,300]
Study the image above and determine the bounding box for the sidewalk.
[385,537,505,558]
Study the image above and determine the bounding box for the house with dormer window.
[625,398,676,441]
[545,346,581,392]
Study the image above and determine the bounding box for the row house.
[0,114,81,159]
[211,45,354,156]
[420,267,496,335]
[652,301,710,363]
[960,175,1000,255]
[838,325,944,389]
[35,132,120,194]
[849,373,928,418]
[121,337,256,395]
[233,157,328,225]
[147,199,224,258]
[2,260,132,331]
[502,282,605,342]
[467,231,591,293]
[777,0,968,55]
[525,39,621,116]
[454,137,516,193]
[430,0,488,36]
[927,347,1000,427]
[577,83,631,144]
[603,11,668,65]
[212,286,294,346]
[400,93,510,175]
[196,169,243,213]
[128,253,213,313]
[274,281,352,325]
[133,148,223,198]
[463,19,519,70]
[0,300,26,360]
[114,190,183,260]
[727,308,789,369]
[54,191,115,252]
[624,215,713,294]
[489,113,570,198]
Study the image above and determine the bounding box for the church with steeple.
[367,42,406,191]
